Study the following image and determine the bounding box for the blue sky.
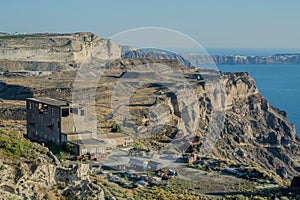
[1,0,300,48]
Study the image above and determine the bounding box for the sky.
[1,0,300,49]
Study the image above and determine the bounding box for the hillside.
[0,33,300,198]
[0,129,104,199]
[0,57,299,184]
[0,32,121,71]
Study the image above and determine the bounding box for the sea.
[205,48,300,135]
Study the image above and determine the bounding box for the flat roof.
[70,139,107,148]
[27,97,70,107]
[148,160,163,165]
[62,130,92,136]
[98,133,130,139]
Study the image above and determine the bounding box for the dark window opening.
[47,123,54,130]
[27,102,31,109]
[80,110,85,116]
[38,103,48,113]
[70,107,78,114]
[58,121,60,129]
[62,108,69,117]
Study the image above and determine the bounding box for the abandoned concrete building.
[26,97,108,157]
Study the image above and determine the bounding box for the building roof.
[62,130,93,136]
[98,133,130,139]
[69,139,107,148]
[148,160,163,165]
[27,97,70,107]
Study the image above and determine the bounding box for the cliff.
[122,49,300,65]
[97,59,300,181]
[0,32,121,71]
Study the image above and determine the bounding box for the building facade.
[26,97,107,157]
[26,97,87,143]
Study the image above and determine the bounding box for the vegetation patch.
[0,129,38,159]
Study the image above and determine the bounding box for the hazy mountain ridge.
[122,49,300,65]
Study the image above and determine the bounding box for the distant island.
[185,53,300,65]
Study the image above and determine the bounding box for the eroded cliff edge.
[99,59,300,182]
[0,32,121,71]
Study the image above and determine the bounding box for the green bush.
[111,123,122,133]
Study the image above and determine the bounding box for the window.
[70,107,78,115]
[38,103,48,113]
[62,108,69,117]
[80,110,85,116]
[27,102,31,109]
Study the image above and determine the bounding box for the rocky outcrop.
[122,49,195,67]
[212,72,300,180]
[0,141,104,200]
[0,32,121,71]
[0,161,104,200]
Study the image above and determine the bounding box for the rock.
[0,32,121,71]
[0,157,104,200]
[46,150,61,166]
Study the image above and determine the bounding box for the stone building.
[97,133,133,148]
[26,97,107,157]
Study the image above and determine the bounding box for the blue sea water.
[218,64,300,134]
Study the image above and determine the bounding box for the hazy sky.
[1,0,299,48]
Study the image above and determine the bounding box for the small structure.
[129,158,148,169]
[98,133,133,148]
[26,97,107,158]
[148,161,164,171]
[182,153,197,164]
[223,167,242,176]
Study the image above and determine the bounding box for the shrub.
[111,123,122,133]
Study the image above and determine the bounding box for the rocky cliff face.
[0,32,121,71]
[122,49,300,65]
[0,129,104,200]
[95,58,300,182]
[214,72,300,179]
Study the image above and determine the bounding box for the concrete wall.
[62,132,93,142]
[26,100,61,144]
[61,106,87,134]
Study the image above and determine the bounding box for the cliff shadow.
[0,82,33,100]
